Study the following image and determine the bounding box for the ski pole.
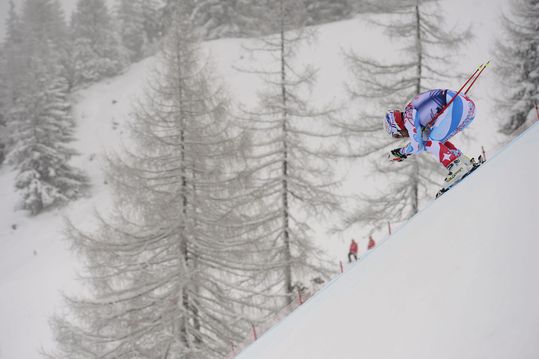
[427,62,488,127]
[457,62,487,97]
[464,61,490,95]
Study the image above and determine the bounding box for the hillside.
[0,1,508,358]
[236,122,539,359]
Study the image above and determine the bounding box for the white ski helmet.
[384,110,406,138]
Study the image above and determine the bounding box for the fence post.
[251,323,257,341]
[388,221,392,235]
[297,287,303,305]
[339,260,344,273]
[535,102,539,121]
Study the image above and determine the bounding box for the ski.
[435,155,486,199]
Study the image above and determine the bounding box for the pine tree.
[116,0,161,62]
[192,0,265,39]
[235,0,339,304]
[493,0,539,135]
[1,0,25,122]
[160,0,284,40]
[51,8,256,359]
[4,0,23,45]
[0,48,5,166]
[342,0,468,231]
[305,0,352,25]
[0,1,23,164]
[160,0,195,33]
[5,0,87,214]
[141,0,162,44]
[70,0,126,86]
[191,0,235,39]
[8,68,87,214]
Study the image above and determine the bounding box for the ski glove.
[389,148,408,162]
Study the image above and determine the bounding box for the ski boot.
[436,155,485,199]
[444,156,474,186]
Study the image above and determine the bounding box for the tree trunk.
[280,0,293,303]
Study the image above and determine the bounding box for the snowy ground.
[0,1,512,358]
[236,122,539,359]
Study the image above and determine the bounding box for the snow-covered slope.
[236,123,539,359]
[0,0,510,357]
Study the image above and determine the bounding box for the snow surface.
[0,0,515,358]
[236,123,539,359]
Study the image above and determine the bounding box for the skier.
[384,89,476,185]
[348,239,358,263]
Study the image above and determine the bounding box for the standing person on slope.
[384,89,476,185]
[348,239,358,263]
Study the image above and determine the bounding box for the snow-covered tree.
[4,0,23,44]
[141,0,162,44]
[161,0,259,40]
[160,0,195,32]
[1,0,25,121]
[116,0,161,62]
[305,0,352,25]
[493,0,539,136]
[1,1,23,164]
[8,69,87,214]
[70,0,126,86]
[0,49,5,166]
[50,7,260,359]
[191,0,271,39]
[191,0,242,39]
[4,0,87,214]
[115,0,146,61]
[235,0,339,304]
[342,0,468,231]
[160,0,358,41]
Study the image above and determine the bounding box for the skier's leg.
[427,94,476,168]
[429,95,464,143]
[430,94,476,142]
[442,141,462,158]
[455,95,476,133]
[424,140,458,168]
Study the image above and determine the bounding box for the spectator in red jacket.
[368,236,376,250]
[348,239,358,263]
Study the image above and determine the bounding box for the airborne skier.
[383,88,476,186]
[383,63,489,194]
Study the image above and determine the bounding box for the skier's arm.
[399,105,425,156]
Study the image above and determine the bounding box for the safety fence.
[223,231,386,359]
[223,238,387,359]
[224,287,316,359]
